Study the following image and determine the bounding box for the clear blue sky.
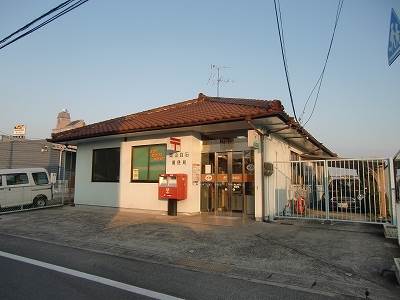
[0,0,399,158]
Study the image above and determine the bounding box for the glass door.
[231,152,244,213]
[201,151,254,216]
[200,153,215,212]
[216,153,229,213]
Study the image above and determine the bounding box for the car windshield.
[330,179,361,192]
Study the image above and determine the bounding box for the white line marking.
[0,250,183,300]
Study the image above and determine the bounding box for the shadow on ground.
[0,205,399,299]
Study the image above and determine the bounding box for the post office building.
[50,93,335,221]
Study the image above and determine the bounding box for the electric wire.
[0,0,90,51]
[273,0,298,122]
[300,0,344,122]
[300,0,344,127]
[0,0,76,45]
[277,0,291,86]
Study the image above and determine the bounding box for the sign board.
[388,8,400,66]
[168,137,181,152]
[192,163,201,184]
[247,130,260,149]
[52,144,66,151]
[50,173,57,184]
[13,124,26,136]
[132,168,139,180]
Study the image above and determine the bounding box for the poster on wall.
[132,169,139,180]
[192,163,201,184]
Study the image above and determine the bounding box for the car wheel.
[34,195,47,207]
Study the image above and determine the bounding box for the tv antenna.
[207,64,233,97]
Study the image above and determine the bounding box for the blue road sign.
[388,8,400,66]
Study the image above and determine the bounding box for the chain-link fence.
[0,180,73,215]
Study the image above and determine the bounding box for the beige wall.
[120,133,201,213]
[74,133,202,213]
[264,134,303,220]
[74,129,303,220]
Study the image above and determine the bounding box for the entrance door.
[230,152,244,213]
[201,151,254,216]
[216,153,230,213]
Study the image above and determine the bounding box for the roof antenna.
[207,64,233,97]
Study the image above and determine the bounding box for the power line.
[0,0,76,45]
[0,0,90,51]
[300,0,344,127]
[273,0,298,122]
[300,0,344,123]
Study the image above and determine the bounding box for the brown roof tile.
[50,93,285,143]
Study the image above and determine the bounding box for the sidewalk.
[0,205,399,299]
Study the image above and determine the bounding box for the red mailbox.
[158,174,187,200]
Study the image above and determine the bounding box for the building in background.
[0,134,61,175]
[52,109,85,135]
[1,110,85,200]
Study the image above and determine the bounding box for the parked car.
[317,178,373,212]
[0,168,52,209]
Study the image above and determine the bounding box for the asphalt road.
[0,233,339,300]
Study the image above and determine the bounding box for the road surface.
[0,233,336,299]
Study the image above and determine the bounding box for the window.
[0,176,2,186]
[92,148,120,182]
[6,173,29,186]
[131,144,166,182]
[32,172,49,185]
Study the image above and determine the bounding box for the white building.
[50,93,336,221]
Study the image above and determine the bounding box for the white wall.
[119,133,201,213]
[263,135,302,220]
[74,129,301,218]
[74,139,122,207]
[74,133,202,213]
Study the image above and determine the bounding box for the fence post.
[389,159,397,225]
[324,160,330,220]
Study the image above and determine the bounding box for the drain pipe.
[246,118,269,222]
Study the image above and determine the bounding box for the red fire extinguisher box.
[158,174,187,200]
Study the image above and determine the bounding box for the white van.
[0,168,52,209]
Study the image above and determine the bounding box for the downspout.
[246,118,269,222]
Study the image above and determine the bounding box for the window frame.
[32,172,49,185]
[91,147,121,183]
[131,144,167,183]
[5,173,29,186]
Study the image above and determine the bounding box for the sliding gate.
[273,159,394,224]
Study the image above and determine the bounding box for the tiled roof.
[50,93,285,143]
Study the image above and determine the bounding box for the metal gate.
[273,159,394,224]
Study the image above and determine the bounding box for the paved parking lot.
[0,205,399,299]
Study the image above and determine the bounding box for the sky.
[0,0,399,158]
